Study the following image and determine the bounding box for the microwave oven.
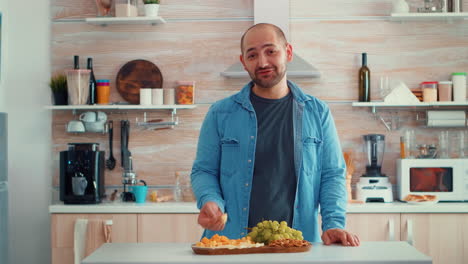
[397,159,468,202]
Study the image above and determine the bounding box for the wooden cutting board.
[191,244,311,255]
[116,59,163,104]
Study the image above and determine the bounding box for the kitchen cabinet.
[345,214,401,242]
[401,213,468,264]
[137,214,203,242]
[51,214,137,264]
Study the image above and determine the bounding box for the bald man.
[191,23,360,247]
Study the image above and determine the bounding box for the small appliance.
[397,158,468,202]
[356,134,394,203]
[60,143,106,204]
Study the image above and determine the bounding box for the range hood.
[221,0,321,78]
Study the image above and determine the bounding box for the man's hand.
[198,202,226,231]
[322,228,360,247]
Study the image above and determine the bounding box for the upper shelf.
[352,101,468,112]
[84,16,166,26]
[46,104,196,111]
[390,12,468,21]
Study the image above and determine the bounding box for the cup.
[403,129,415,158]
[66,120,86,133]
[79,111,97,122]
[438,131,449,158]
[72,176,88,196]
[131,185,148,203]
[163,89,175,105]
[449,131,466,158]
[140,88,152,105]
[152,89,163,105]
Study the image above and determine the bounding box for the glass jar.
[176,81,195,105]
[421,81,438,102]
[115,0,138,17]
[438,81,452,101]
[452,72,467,102]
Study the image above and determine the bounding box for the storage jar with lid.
[452,72,466,102]
[421,81,438,102]
[438,81,452,101]
[176,81,195,105]
[115,0,138,17]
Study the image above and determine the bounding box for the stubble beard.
[249,65,287,89]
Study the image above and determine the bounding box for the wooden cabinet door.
[51,214,137,264]
[345,214,401,242]
[401,213,468,264]
[137,214,204,243]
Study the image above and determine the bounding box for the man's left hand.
[321,228,360,247]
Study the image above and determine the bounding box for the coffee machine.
[60,143,105,204]
[356,134,394,203]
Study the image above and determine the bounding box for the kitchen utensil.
[131,180,147,204]
[120,120,131,169]
[116,60,163,104]
[106,120,116,170]
[66,69,91,105]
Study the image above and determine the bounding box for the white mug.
[152,89,164,105]
[140,88,152,105]
[79,111,97,122]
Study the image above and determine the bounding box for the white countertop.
[82,242,432,264]
[49,201,468,214]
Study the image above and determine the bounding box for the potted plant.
[50,74,68,105]
[143,0,160,17]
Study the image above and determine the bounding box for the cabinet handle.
[406,219,414,246]
[388,218,395,241]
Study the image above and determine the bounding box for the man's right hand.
[198,202,225,231]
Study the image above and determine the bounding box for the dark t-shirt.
[248,91,297,228]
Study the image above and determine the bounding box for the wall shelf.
[390,12,468,21]
[85,16,166,26]
[352,101,468,113]
[46,104,195,110]
[352,102,468,131]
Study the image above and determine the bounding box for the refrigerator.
[0,113,7,264]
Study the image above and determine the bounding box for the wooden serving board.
[192,244,311,255]
[116,59,163,104]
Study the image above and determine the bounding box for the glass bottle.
[87,58,97,105]
[358,53,370,102]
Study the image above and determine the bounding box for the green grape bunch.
[247,220,304,244]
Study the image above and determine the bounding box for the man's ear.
[286,43,293,62]
[240,54,247,70]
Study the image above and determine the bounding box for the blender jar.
[66,69,91,105]
[115,0,138,17]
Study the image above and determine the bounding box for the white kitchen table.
[82,241,432,264]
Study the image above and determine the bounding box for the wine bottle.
[358,52,370,102]
[74,55,80,69]
[87,58,97,105]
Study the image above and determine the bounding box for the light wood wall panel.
[51,0,468,199]
[52,0,253,19]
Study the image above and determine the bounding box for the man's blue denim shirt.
[191,80,347,242]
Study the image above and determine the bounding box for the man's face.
[240,26,292,89]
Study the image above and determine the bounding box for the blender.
[356,134,394,203]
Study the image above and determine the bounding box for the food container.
[421,81,438,102]
[115,0,138,17]
[96,79,110,104]
[438,81,452,102]
[452,72,467,102]
[176,81,195,105]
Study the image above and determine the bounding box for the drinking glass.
[403,129,415,158]
[438,131,449,158]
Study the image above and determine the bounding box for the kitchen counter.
[49,201,468,214]
[82,241,432,264]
